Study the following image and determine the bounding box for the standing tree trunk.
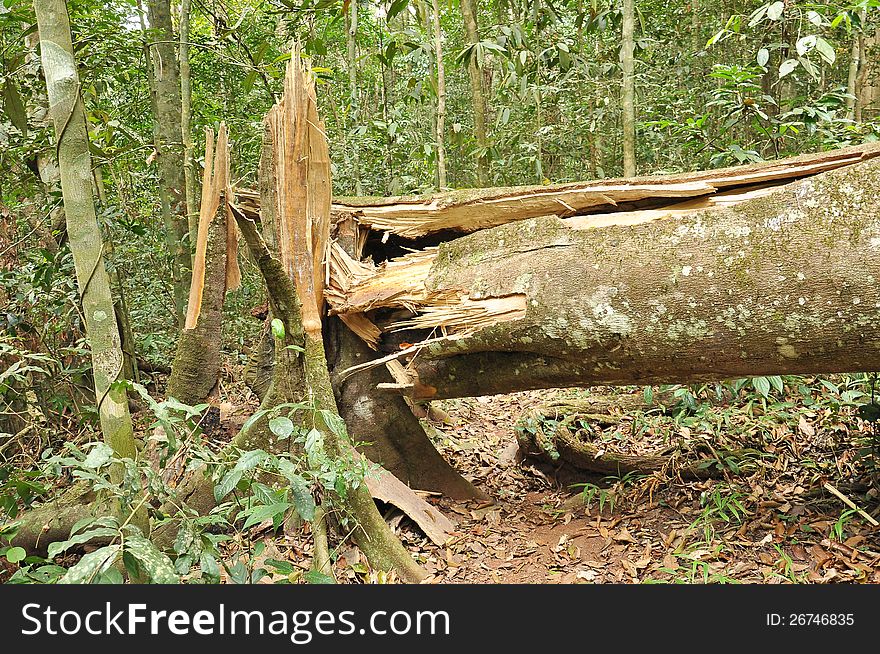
[846,10,867,121]
[34,0,138,460]
[621,0,636,177]
[345,0,362,196]
[147,0,192,326]
[166,126,238,406]
[856,28,880,123]
[179,0,198,244]
[460,0,489,186]
[431,0,447,189]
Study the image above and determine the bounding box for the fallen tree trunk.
[323,152,880,399]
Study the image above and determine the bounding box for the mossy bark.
[166,201,228,405]
[517,400,718,481]
[327,317,487,500]
[400,158,880,398]
[146,0,191,324]
[35,0,138,462]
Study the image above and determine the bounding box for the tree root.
[516,398,724,483]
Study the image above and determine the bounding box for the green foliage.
[1,386,368,584]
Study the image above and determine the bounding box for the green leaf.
[96,567,124,584]
[778,58,798,78]
[289,475,316,522]
[269,416,295,439]
[815,37,835,64]
[319,410,347,438]
[3,78,27,134]
[214,469,243,502]
[767,375,784,394]
[234,449,269,473]
[240,502,293,529]
[200,552,220,583]
[124,533,179,583]
[271,318,285,339]
[304,570,335,584]
[5,546,26,564]
[767,1,784,20]
[239,409,268,435]
[756,48,769,67]
[796,35,816,56]
[752,376,771,399]
[386,0,409,21]
[83,442,114,469]
[47,527,119,559]
[706,29,725,48]
[228,560,248,584]
[304,428,323,456]
[266,559,296,574]
[58,544,121,584]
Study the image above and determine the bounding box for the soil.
[388,388,880,584]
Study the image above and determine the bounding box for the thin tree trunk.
[460,0,489,186]
[179,0,198,244]
[846,10,866,121]
[93,166,139,383]
[34,0,138,460]
[345,0,362,196]
[431,0,447,189]
[621,0,636,177]
[147,0,192,326]
[856,27,880,123]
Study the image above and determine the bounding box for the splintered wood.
[325,244,525,347]
[331,143,879,238]
[268,46,331,338]
[184,123,239,330]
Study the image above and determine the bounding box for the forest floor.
[406,386,880,584]
[217,378,880,584]
[5,376,880,585]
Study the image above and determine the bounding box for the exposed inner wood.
[232,143,880,240]
[270,45,331,338]
[230,142,880,356]
[329,145,876,237]
[184,125,227,330]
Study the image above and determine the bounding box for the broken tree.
[166,124,241,406]
[288,144,880,402]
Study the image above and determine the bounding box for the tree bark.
[331,153,880,400]
[621,0,636,177]
[431,0,447,189]
[460,0,489,186]
[516,399,720,480]
[166,127,232,406]
[147,0,192,325]
[857,28,880,122]
[179,0,198,244]
[34,0,138,460]
[345,0,362,196]
[846,10,867,122]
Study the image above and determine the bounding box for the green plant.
[689,484,748,544]
[1,385,371,584]
[830,508,859,543]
